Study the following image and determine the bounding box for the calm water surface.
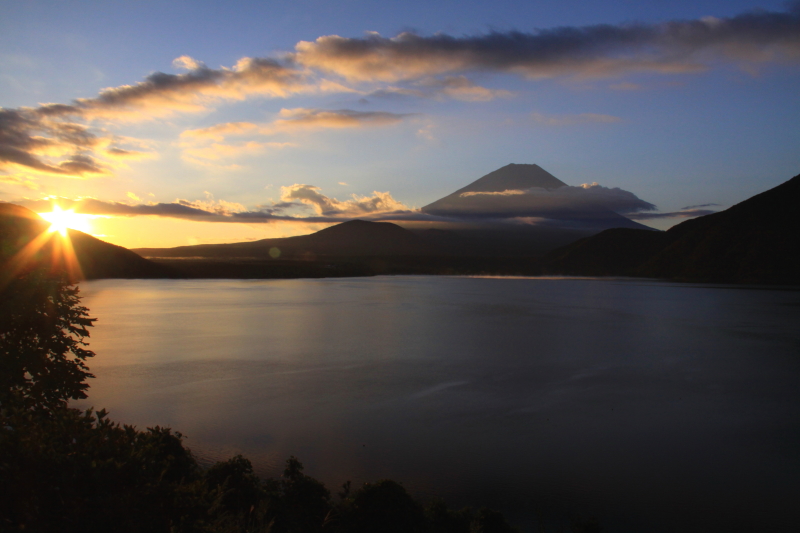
[75,277,800,532]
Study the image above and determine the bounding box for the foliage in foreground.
[0,403,523,533]
[0,270,95,411]
[0,270,522,532]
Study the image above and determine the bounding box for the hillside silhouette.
[540,172,800,284]
[5,170,798,285]
[135,163,655,271]
[0,203,175,282]
[134,220,437,260]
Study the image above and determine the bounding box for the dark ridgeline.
[131,163,655,278]
[136,167,799,284]
[133,219,456,278]
[134,219,437,259]
[540,172,800,285]
[4,167,798,285]
[0,203,175,281]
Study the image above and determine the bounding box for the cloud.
[178,109,408,164]
[0,55,308,178]
[366,76,512,102]
[0,174,39,190]
[64,56,305,121]
[12,176,666,229]
[104,147,149,159]
[294,6,800,82]
[172,55,204,71]
[424,183,656,218]
[624,201,721,221]
[627,207,718,220]
[280,184,409,216]
[418,76,513,101]
[14,183,414,225]
[530,112,622,126]
[180,109,411,140]
[273,108,412,130]
[416,122,437,142]
[459,189,526,197]
[365,87,428,100]
[0,108,110,177]
[3,4,798,182]
[180,121,263,141]
[680,202,720,210]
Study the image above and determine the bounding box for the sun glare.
[39,206,94,236]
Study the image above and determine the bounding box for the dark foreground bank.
[2,269,608,533]
[2,404,538,533]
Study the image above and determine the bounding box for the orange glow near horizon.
[0,222,84,289]
[81,215,330,249]
[39,206,95,236]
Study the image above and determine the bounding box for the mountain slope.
[134,220,437,259]
[420,163,651,231]
[539,172,800,284]
[434,163,566,197]
[538,228,671,277]
[637,172,800,283]
[0,203,175,281]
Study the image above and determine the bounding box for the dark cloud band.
[295,6,800,81]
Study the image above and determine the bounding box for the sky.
[1,0,799,248]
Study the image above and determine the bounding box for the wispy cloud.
[2,4,798,184]
[178,108,411,164]
[425,183,656,218]
[366,76,512,102]
[1,56,314,178]
[279,184,409,216]
[0,108,110,177]
[294,6,800,82]
[46,56,305,121]
[628,207,718,220]
[273,108,412,130]
[0,174,39,190]
[16,183,414,224]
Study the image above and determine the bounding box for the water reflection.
[76,277,800,532]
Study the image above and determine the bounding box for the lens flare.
[39,206,93,236]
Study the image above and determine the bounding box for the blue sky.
[2,0,799,247]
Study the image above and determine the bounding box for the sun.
[39,206,94,236]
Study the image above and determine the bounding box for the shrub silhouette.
[1,270,95,410]
[339,479,427,533]
[0,270,527,532]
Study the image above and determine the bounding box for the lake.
[75,276,800,532]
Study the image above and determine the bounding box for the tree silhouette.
[0,269,96,410]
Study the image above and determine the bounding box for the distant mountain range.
[3,167,798,285]
[539,172,800,284]
[131,168,800,284]
[135,163,653,262]
[0,203,173,283]
[134,219,437,260]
